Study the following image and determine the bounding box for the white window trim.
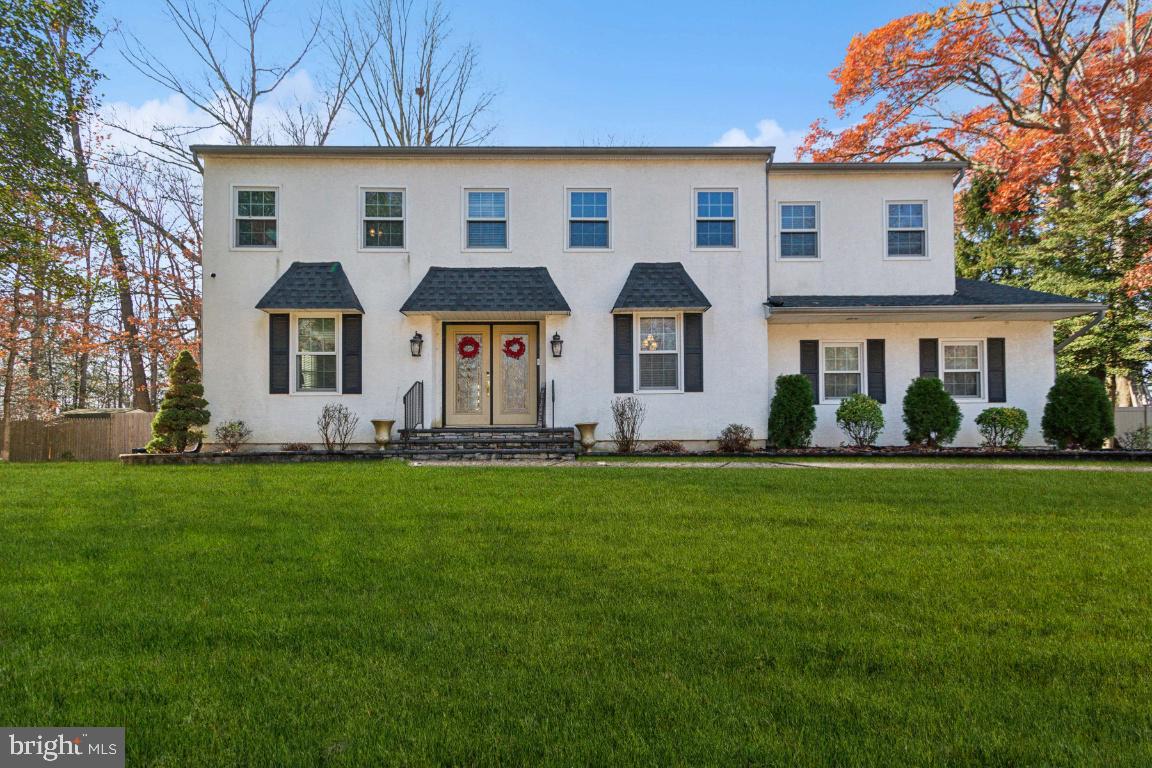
[776,201,821,261]
[884,199,929,260]
[564,187,613,251]
[462,187,510,251]
[359,186,407,252]
[231,184,281,251]
[634,312,684,393]
[819,341,866,404]
[940,338,987,402]
[691,187,740,251]
[290,312,341,395]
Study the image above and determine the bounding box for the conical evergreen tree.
[146,351,210,453]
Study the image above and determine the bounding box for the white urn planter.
[371,419,395,448]
[575,422,598,452]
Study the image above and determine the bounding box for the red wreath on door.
[502,337,526,359]
[457,336,480,359]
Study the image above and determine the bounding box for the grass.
[1,462,1151,766]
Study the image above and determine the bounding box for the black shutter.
[342,314,362,394]
[800,340,819,400]
[613,314,633,393]
[919,338,939,378]
[269,313,290,394]
[683,313,703,392]
[987,337,1006,402]
[866,339,886,403]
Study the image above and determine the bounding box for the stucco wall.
[768,169,958,296]
[766,320,1056,447]
[200,153,1035,449]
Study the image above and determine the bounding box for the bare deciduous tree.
[120,0,321,165]
[349,0,495,146]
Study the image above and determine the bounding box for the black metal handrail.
[537,381,547,427]
[403,380,424,437]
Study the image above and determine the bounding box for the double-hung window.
[466,190,508,248]
[235,188,277,247]
[296,316,338,392]
[941,340,983,398]
[780,203,819,259]
[568,190,610,248]
[886,201,927,258]
[822,342,863,400]
[695,189,736,248]
[363,189,404,248]
[637,315,680,391]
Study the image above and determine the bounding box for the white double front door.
[444,324,538,426]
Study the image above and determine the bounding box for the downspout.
[765,153,774,302]
[1053,308,1105,356]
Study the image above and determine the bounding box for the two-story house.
[194,145,1099,449]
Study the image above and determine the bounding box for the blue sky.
[94,0,933,154]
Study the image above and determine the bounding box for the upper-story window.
[235,188,277,248]
[942,340,983,398]
[363,189,404,249]
[466,190,508,248]
[886,201,927,258]
[694,189,736,248]
[568,190,610,249]
[296,316,338,392]
[780,203,819,259]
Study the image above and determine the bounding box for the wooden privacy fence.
[1115,406,1151,438]
[6,409,153,462]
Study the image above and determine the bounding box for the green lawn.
[2,462,1151,766]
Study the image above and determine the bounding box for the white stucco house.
[193,145,1100,450]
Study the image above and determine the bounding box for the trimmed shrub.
[1041,373,1114,449]
[902,377,962,447]
[147,351,210,453]
[610,396,646,453]
[717,423,754,453]
[214,420,252,452]
[975,407,1029,449]
[650,440,685,454]
[768,374,816,448]
[1117,426,1152,450]
[835,394,884,447]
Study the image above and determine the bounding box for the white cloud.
[712,118,806,160]
[97,69,343,154]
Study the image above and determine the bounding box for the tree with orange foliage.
[803,0,1152,403]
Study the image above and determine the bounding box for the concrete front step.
[398,448,579,461]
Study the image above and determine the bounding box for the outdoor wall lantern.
[409,332,424,357]
[550,332,564,358]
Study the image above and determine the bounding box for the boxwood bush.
[902,377,962,447]
[768,374,816,448]
[834,393,884,447]
[1041,373,1114,449]
[974,407,1029,449]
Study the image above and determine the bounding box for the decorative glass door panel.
[444,323,537,427]
[445,326,490,426]
[492,325,537,426]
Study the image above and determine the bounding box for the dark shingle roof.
[767,278,1099,309]
[400,267,570,313]
[613,262,711,311]
[255,262,364,312]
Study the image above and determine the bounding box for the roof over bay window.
[612,262,711,313]
[255,262,364,313]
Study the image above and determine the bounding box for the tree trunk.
[1,268,23,461]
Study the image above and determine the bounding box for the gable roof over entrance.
[255,262,364,312]
[400,267,571,318]
[612,262,711,312]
